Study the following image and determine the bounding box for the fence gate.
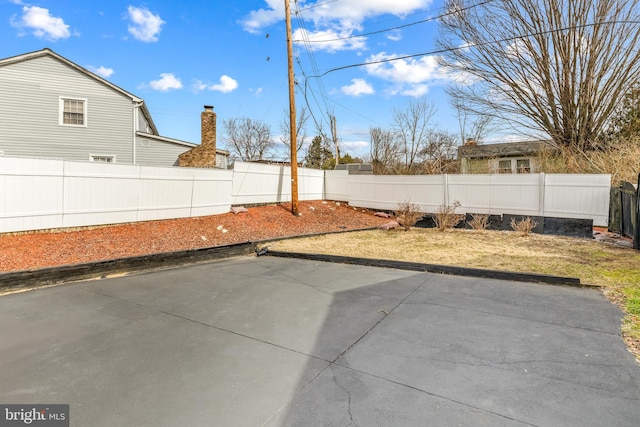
[609,174,640,249]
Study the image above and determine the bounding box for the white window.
[492,157,535,174]
[498,160,512,174]
[59,97,87,127]
[90,155,115,163]
[516,159,531,173]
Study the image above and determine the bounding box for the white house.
[0,48,228,167]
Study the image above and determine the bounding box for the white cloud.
[363,51,453,97]
[292,27,366,52]
[239,0,283,34]
[192,76,239,94]
[87,65,114,78]
[127,6,164,42]
[12,6,71,41]
[399,84,429,97]
[341,78,374,97]
[242,0,434,51]
[211,75,238,93]
[191,80,208,92]
[386,30,402,42]
[147,73,183,91]
[340,140,369,150]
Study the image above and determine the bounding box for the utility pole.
[285,0,299,216]
[331,115,340,165]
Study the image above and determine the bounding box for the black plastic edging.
[0,227,380,293]
[0,241,257,292]
[264,250,584,287]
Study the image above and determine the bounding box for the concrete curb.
[0,242,257,292]
[263,250,585,287]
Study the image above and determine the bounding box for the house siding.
[135,135,193,167]
[0,55,134,163]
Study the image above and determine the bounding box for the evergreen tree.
[304,136,334,169]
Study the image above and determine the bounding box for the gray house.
[0,48,227,167]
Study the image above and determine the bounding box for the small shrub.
[468,214,490,230]
[510,217,539,236]
[394,201,424,231]
[434,201,463,231]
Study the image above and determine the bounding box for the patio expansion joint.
[402,299,619,336]
[81,287,331,363]
[331,363,538,427]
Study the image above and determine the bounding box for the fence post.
[539,173,546,217]
[634,173,640,250]
[443,174,449,207]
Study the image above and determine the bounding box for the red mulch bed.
[0,201,389,273]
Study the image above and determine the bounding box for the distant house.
[458,140,553,174]
[0,48,228,168]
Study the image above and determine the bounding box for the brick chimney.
[201,105,216,150]
[178,105,218,167]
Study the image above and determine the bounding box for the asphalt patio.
[1,256,639,426]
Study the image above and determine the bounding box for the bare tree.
[449,85,494,145]
[438,0,640,151]
[222,117,274,161]
[279,107,310,159]
[392,98,437,174]
[369,127,401,174]
[420,130,459,174]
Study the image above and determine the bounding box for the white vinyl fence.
[0,156,234,233]
[325,171,610,226]
[231,162,324,205]
[0,155,611,233]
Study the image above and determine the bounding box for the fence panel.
[347,175,446,212]
[0,157,64,232]
[544,174,611,226]
[297,167,325,201]
[231,162,323,205]
[231,162,290,205]
[136,166,197,222]
[324,170,348,201]
[190,168,233,217]
[62,161,141,227]
[448,174,542,216]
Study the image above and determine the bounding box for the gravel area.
[0,201,389,273]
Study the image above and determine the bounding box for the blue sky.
[1,0,467,159]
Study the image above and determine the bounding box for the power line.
[296,0,340,13]
[308,20,640,79]
[294,0,495,44]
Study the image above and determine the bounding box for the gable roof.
[0,48,159,135]
[458,140,553,159]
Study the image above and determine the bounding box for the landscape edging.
[263,250,586,287]
[0,242,257,292]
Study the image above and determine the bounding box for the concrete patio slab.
[1,256,638,426]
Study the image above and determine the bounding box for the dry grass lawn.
[266,228,640,360]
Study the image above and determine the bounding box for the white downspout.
[133,101,143,164]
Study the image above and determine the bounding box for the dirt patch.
[0,201,388,273]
